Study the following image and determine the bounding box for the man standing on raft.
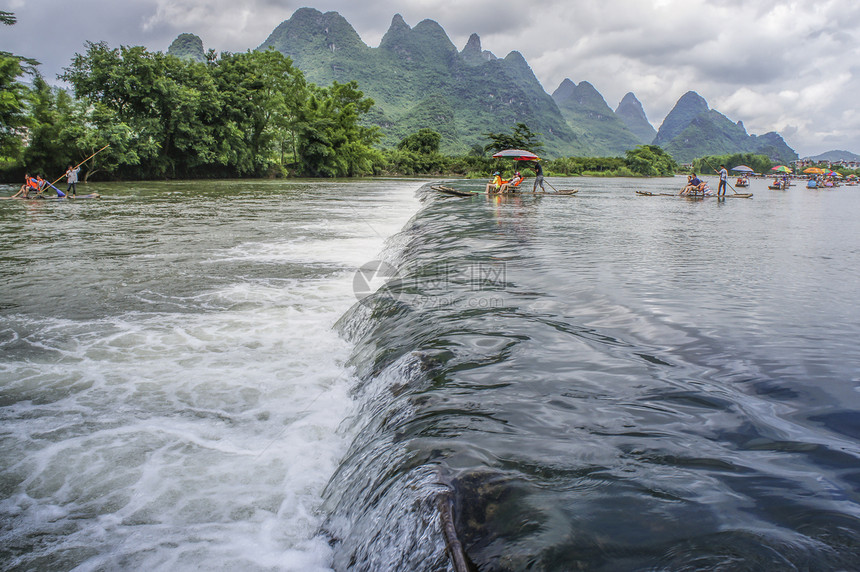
[532,161,545,193]
[717,164,728,197]
[65,165,80,197]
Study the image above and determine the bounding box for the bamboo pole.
[701,157,741,196]
[40,144,110,195]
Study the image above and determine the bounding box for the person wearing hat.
[485,171,506,194]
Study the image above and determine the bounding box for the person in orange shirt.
[11,173,40,198]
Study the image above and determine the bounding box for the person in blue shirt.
[681,173,704,195]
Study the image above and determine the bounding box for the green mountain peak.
[461,33,496,65]
[258,8,367,63]
[552,79,641,156]
[167,33,205,62]
[656,92,796,163]
[379,14,412,48]
[653,90,710,146]
[615,92,656,144]
[252,9,795,161]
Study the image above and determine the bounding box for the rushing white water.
[0,180,420,570]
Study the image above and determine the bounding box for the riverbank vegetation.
[691,154,772,176]
[1,39,678,182]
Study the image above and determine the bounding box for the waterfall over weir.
[2,177,859,570]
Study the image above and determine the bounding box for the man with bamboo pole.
[34,145,109,198]
[65,164,80,197]
[717,164,728,197]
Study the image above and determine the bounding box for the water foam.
[0,181,420,570]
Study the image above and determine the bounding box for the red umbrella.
[492,149,541,161]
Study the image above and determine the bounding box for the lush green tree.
[21,75,67,175]
[60,42,379,179]
[0,55,28,168]
[691,153,772,176]
[294,81,379,177]
[0,11,36,169]
[397,128,441,154]
[77,103,145,180]
[483,122,544,155]
[19,73,136,182]
[381,129,451,175]
[545,156,627,176]
[61,42,222,178]
[213,49,306,175]
[625,145,677,176]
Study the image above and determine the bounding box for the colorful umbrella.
[803,167,826,174]
[771,165,792,173]
[492,149,541,161]
[731,165,755,173]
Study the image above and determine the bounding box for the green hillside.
[615,92,656,144]
[166,33,205,62]
[748,132,798,165]
[653,91,710,147]
[257,9,584,157]
[552,79,643,157]
[807,149,860,162]
[656,92,797,164]
[245,8,797,161]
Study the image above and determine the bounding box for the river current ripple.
[1,177,859,571]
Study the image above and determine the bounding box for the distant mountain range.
[167,8,799,163]
[653,91,796,163]
[804,150,860,162]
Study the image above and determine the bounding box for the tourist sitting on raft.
[486,171,506,194]
[498,171,524,193]
[680,173,711,196]
[11,173,43,198]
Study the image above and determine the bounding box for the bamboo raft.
[1,193,101,201]
[635,190,753,199]
[432,185,578,197]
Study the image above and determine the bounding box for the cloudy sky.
[4,0,859,157]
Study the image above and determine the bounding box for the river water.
[1,177,859,571]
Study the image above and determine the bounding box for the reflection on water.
[326,177,860,570]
